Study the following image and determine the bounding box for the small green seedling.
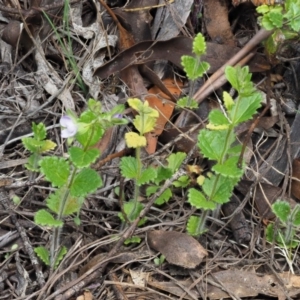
[266,200,300,249]
[154,254,166,266]
[23,99,127,269]
[178,33,210,109]
[186,65,262,236]
[257,0,300,58]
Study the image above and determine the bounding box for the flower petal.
[60,116,78,138]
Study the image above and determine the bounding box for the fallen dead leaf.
[144,78,182,154]
[94,37,268,79]
[147,230,207,269]
[292,158,300,200]
[129,269,150,287]
[76,290,93,300]
[203,0,235,46]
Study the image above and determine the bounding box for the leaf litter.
[0,0,300,299]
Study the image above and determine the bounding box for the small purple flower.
[60,116,77,138]
[113,114,122,119]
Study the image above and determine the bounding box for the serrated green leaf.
[266,223,275,243]
[188,188,216,210]
[133,115,157,135]
[177,96,198,109]
[120,200,144,222]
[154,167,173,184]
[76,124,104,147]
[25,153,40,172]
[32,123,47,141]
[173,175,190,188]
[69,147,100,168]
[78,110,97,124]
[128,99,159,128]
[39,140,57,153]
[127,98,144,112]
[187,215,207,236]
[181,56,210,80]
[87,98,101,113]
[230,93,262,125]
[261,15,276,30]
[167,152,187,173]
[125,132,147,148]
[34,210,63,227]
[120,157,138,179]
[54,246,67,269]
[155,188,172,205]
[272,201,291,222]
[39,157,69,187]
[193,33,207,56]
[284,3,300,31]
[225,66,255,96]
[46,188,83,216]
[22,137,42,153]
[124,236,141,245]
[208,109,231,127]
[256,4,270,14]
[34,246,50,266]
[212,156,244,178]
[269,10,283,28]
[137,167,157,185]
[70,168,102,197]
[198,129,235,161]
[202,175,237,204]
[146,185,159,196]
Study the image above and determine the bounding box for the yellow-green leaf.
[125,132,146,148]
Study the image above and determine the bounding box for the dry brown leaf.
[292,158,300,200]
[147,230,207,269]
[144,78,182,154]
[76,291,93,300]
[203,0,235,46]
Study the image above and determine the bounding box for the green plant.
[256,0,300,57]
[22,99,127,269]
[266,200,300,249]
[186,66,262,236]
[154,254,166,266]
[178,33,210,109]
[42,0,88,94]
[119,99,187,228]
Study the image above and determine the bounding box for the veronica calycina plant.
[23,99,127,269]
[256,0,300,58]
[187,66,263,236]
[266,200,300,249]
[178,33,210,109]
[120,98,187,235]
[119,99,159,229]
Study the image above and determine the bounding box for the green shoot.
[42,0,88,94]
[266,200,300,249]
[23,99,127,269]
[257,1,300,57]
[186,66,262,236]
[178,33,210,109]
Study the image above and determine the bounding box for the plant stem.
[130,147,141,221]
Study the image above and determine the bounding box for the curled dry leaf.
[147,230,207,269]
